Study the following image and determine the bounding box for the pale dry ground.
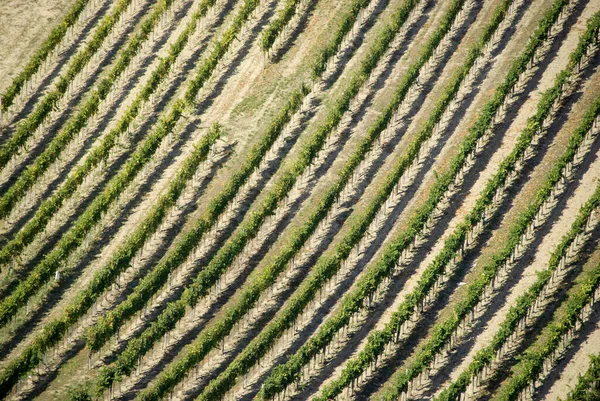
[0,0,75,92]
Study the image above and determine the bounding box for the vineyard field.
[0,0,599,400]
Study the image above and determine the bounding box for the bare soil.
[0,0,75,92]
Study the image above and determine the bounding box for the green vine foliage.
[302,0,524,398]
[444,180,600,401]
[0,0,177,224]
[385,18,597,400]
[0,0,263,394]
[257,0,577,399]
[0,98,183,326]
[0,0,247,327]
[311,0,371,79]
[497,248,600,401]
[85,0,379,395]
[185,0,260,104]
[102,0,418,355]
[97,1,426,399]
[378,8,600,401]
[0,0,219,272]
[561,354,600,401]
[0,0,90,110]
[0,0,134,169]
[0,123,219,396]
[86,0,408,395]
[437,142,600,401]
[144,0,535,397]
[83,0,304,358]
[0,0,591,399]
[250,0,532,397]
[86,85,308,355]
[391,172,600,401]
[259,0,303,51]
[434,18,600,401]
